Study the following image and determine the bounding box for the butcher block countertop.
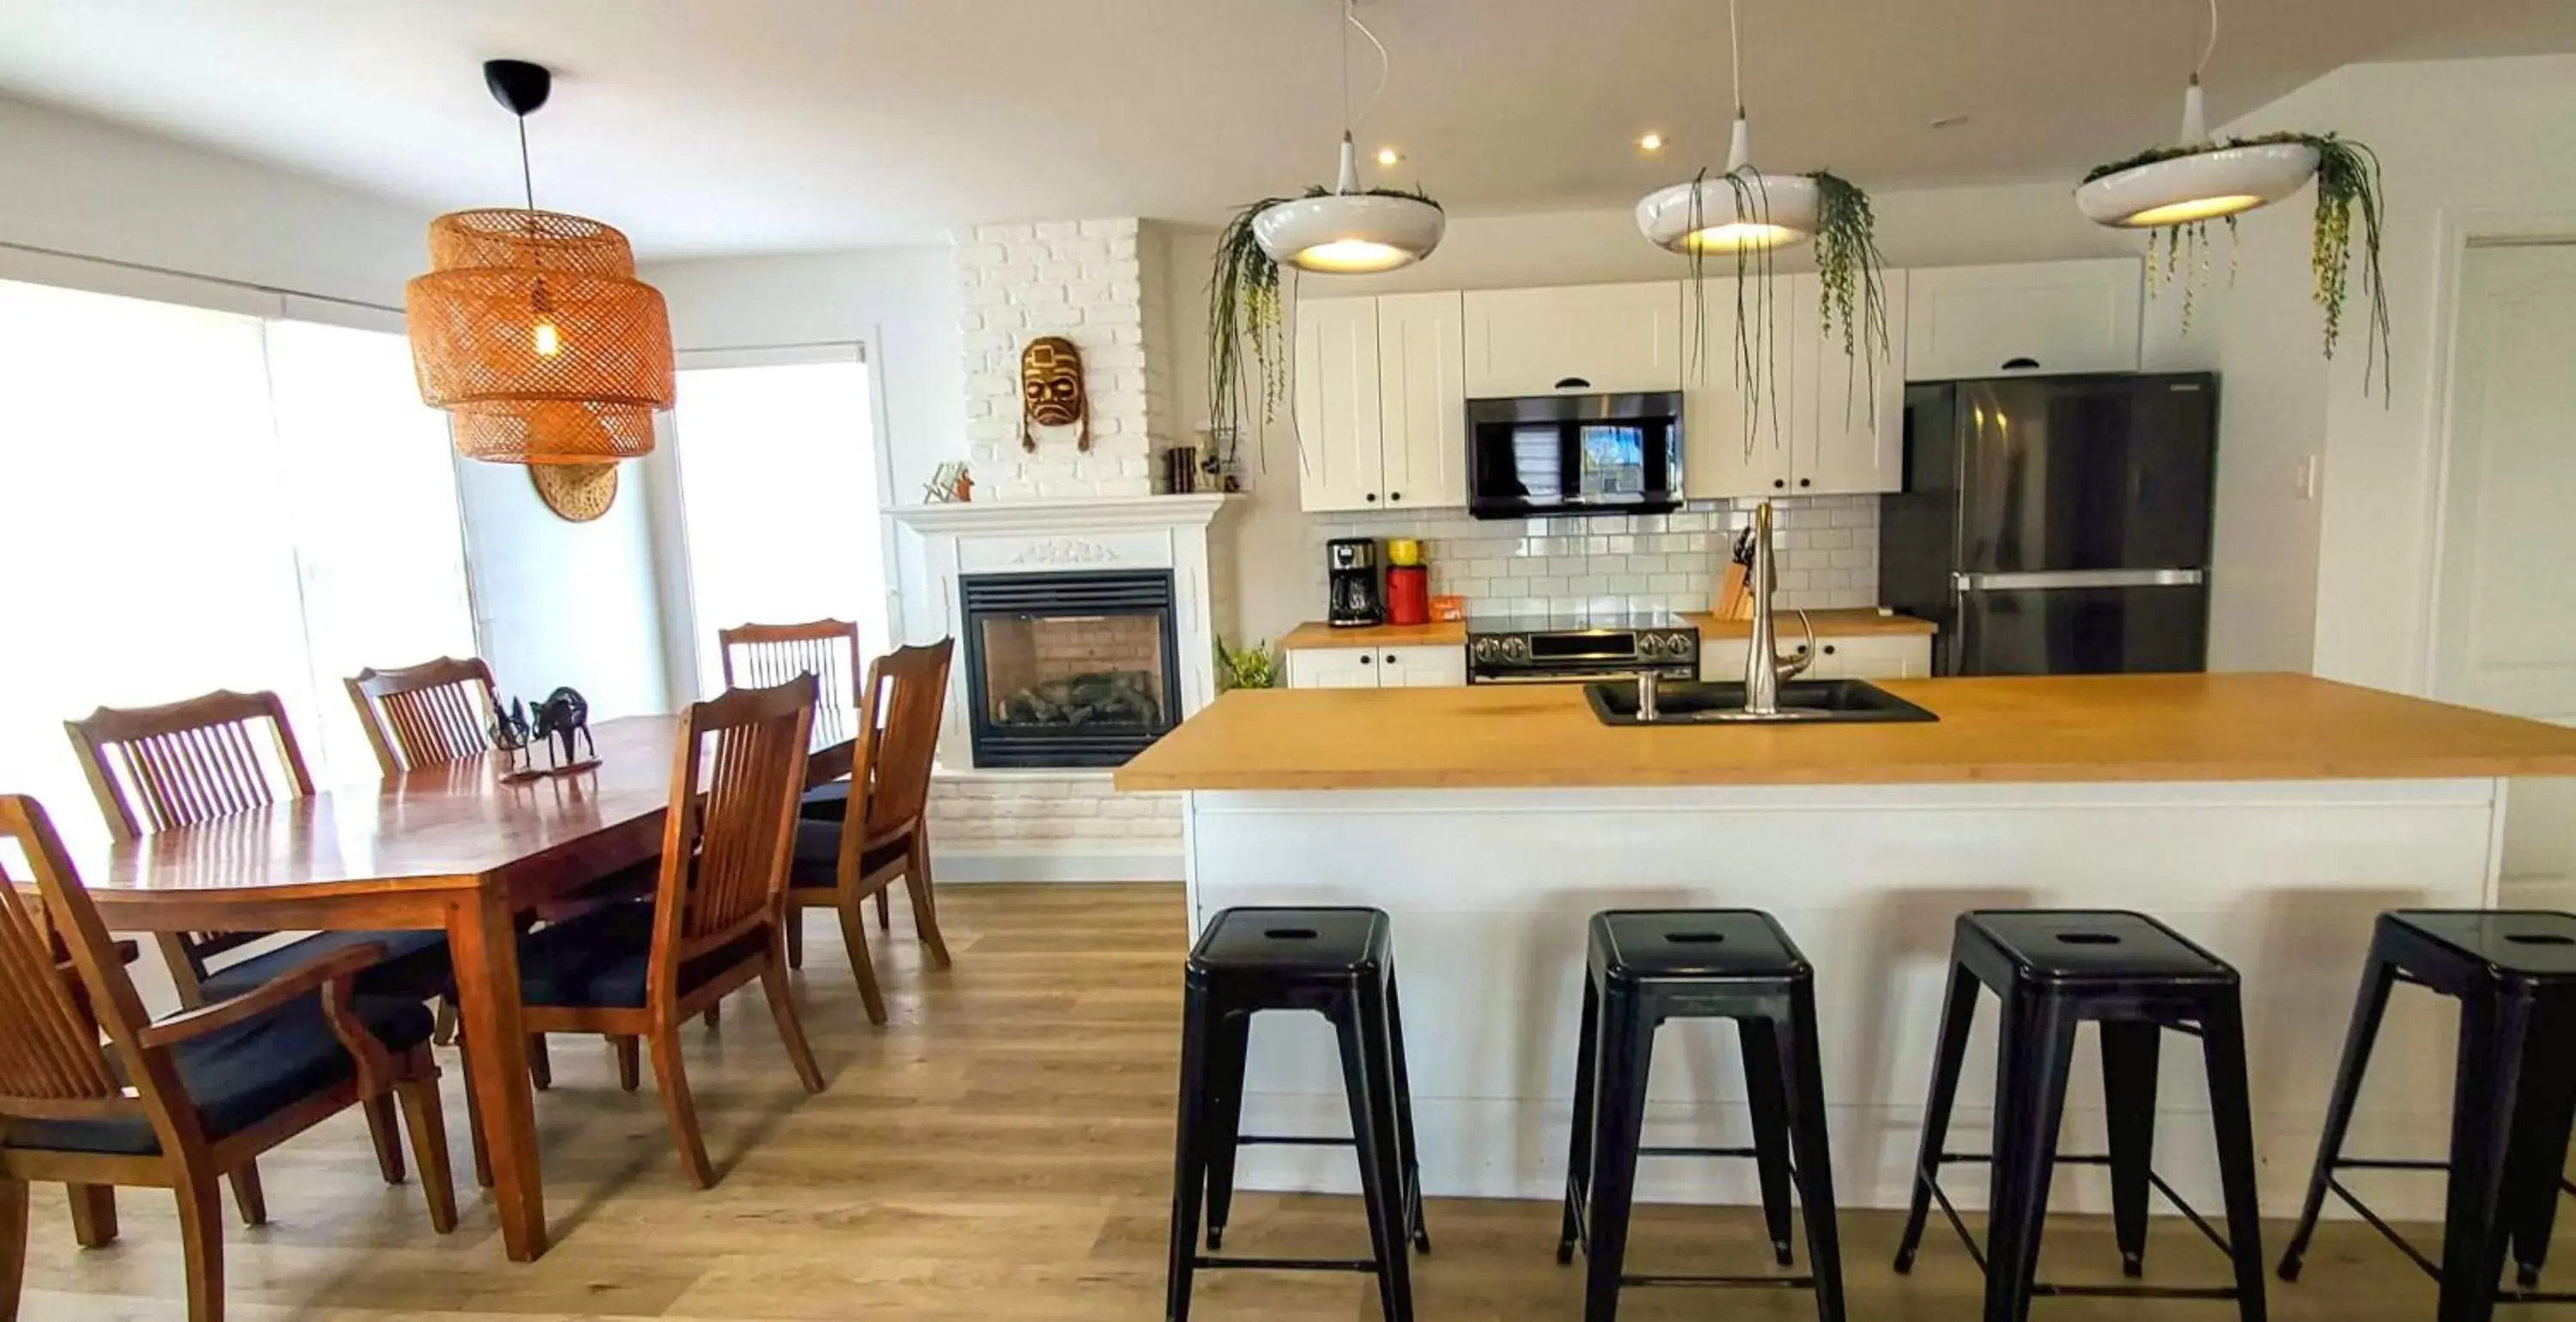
[1685,608,1937,639]
[1115,673,2576,791]
[1279,621,1467,651]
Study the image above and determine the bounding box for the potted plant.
[1216,637,1279,692]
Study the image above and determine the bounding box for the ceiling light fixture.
[1376,146,1403,167]
[1635,0,1817,253]
[406,59,675,464]
[1254,0,1443,275]
[1637,132,1665,153]
[2075,0,2317,229]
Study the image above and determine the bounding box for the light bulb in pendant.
[532,318,562,356]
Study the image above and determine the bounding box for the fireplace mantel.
[886,493,1231,536]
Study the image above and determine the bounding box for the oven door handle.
[1471,667,1687,685]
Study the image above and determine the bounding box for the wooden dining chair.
[514,676,827,1188]
[786,640,956,1026]
[719,618,866,820]
[343,656,499,777]
[63,690,454,1219]
[0,794,456,1322]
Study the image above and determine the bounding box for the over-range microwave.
[1466,391,1683,520]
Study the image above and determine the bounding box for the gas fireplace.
[958,569,1181,768]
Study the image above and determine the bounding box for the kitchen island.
[1115,674,2576,1219]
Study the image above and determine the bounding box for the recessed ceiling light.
[1637,131,1666,153]
[1376,146,1403,167]
[1929,114,1971,130]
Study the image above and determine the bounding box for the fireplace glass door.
[959,570,1180,768]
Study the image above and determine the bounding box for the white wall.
[642,246,965,506]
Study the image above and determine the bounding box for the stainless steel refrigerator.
[1879,373,2216,676]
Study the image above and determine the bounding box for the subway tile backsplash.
[1308,496,1881,619]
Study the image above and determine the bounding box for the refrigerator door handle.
[1953,568,2208,591]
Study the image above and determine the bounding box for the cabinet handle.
[1798,477,1812,488]
[1389,491,1403,502]
[1383,653,1399,664]
[1359,654,1372,664]
[1365,492,1378,502]
[1823,644,1838,656]
[1772,479,1787,489]
[2002,356,2041,371]
[1553,376,1591,391]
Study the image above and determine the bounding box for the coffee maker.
[1326,537,1384,628]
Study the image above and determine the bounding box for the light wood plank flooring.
[19,884,2482,1319]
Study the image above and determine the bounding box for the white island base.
[1181,778,2507,1222]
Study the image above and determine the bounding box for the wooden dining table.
[60,710,859,1262]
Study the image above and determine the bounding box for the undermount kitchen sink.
[1587,678,1941,726]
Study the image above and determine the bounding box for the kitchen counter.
[1277,620,1466,650]
[1684,607,1937,639]
[1116,672,2576,791]
[1133,671,2567,1221]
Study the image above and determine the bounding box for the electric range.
[1465,606,1701,685]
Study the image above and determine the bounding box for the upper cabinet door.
[1799,269,1908,495]
[1680,275,1797,500]
[1463,282,1686,397]
[1903,258,2142,381]
[1293,297,1387,513]
[1375,292,1468,511]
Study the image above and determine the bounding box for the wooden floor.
[19,884,2486,1320]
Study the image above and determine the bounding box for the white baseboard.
[930,846,1182,883]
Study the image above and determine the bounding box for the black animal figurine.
[528,687,594,767]
[489,698,534,771]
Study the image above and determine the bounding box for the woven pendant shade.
[406,208,675,464]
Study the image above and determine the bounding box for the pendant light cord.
[1729,0,1744,117]
[2194,0,2218,81]
[1338,0,1390,135]
[516,113,536,211]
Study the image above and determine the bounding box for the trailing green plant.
[1682,168,1891,458]
[1215,636,1279,691]
[1205,185,1443,456]
[2089,131,2391,397]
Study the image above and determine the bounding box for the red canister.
[1385,564,1431,626]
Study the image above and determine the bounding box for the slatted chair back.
[718,619,861,706]
[857,640,955,837]
[63,690,317,999]
[0,795,177,1142]
[649,676,816,1003]
[346,656,500,775]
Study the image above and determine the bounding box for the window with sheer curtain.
[667,350,889,700]
[0,279,476,843]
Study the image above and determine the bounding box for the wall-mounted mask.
[1020,336,1090,452]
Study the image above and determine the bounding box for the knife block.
[1713,562,1756,621]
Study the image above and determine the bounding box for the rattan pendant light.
[407,60,673,464]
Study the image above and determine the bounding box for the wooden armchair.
[0,794,455,1322]
[344,656,499,776]
[515,676,826,1187]
[786,640,956,1025]
[64,690,454,1216]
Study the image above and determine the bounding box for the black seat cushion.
[2391,910,2576,981]
[787,820,906,889]
[799,779,852,820]
[1964,910,2234,985]
[198,929,452,1004]
[1591,909,1809,983]
[518,901,769,1009]
[6,994,434,1155]
[1191,907,1390,974]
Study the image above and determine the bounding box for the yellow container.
[1385,537,1424,567]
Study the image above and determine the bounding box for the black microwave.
[1466,391,1683,519]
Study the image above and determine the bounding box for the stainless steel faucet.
[1741,500,1816,716]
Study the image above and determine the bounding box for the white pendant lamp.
[1637,0,1815,254]
[2075,0,2318,228]
[1254,1,1443,274]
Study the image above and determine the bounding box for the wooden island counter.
[1115,674,2576,1222]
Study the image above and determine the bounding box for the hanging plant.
[1642,0,1891,458]
[1206,180,1442,452]
[2085,131,2390,394]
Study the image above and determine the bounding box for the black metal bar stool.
[1893,910,2268,1322]
[2279,909,2576,1322]
[1554,909,1846,1322]
[1165,906,1429,1322]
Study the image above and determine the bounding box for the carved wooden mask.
[1019,336,1090,452]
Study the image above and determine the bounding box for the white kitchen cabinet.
[1698,633,1934,682]
[1294,294,1466,513]
[1291,297,1385,512]
[1683,272,1904,500]
[1462,282,1685,397]
[1286,644,1467,689]
[1373,292,1468,511]
[1904,258,2142,380]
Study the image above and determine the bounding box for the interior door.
[1291,297,1385,512]
[2433,242,2576,902]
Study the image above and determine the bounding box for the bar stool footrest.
[1914,1151,2243,1298]
[2313,1159,2576,1295]
[1192,1255,1378,1274]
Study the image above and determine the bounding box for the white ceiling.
[4,0,2573,258]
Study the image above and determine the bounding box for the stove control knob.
[1473,637,1499,663]
[1666,631,1697,658]
[1637,634,1665,658]
[1502,636,1530,662]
